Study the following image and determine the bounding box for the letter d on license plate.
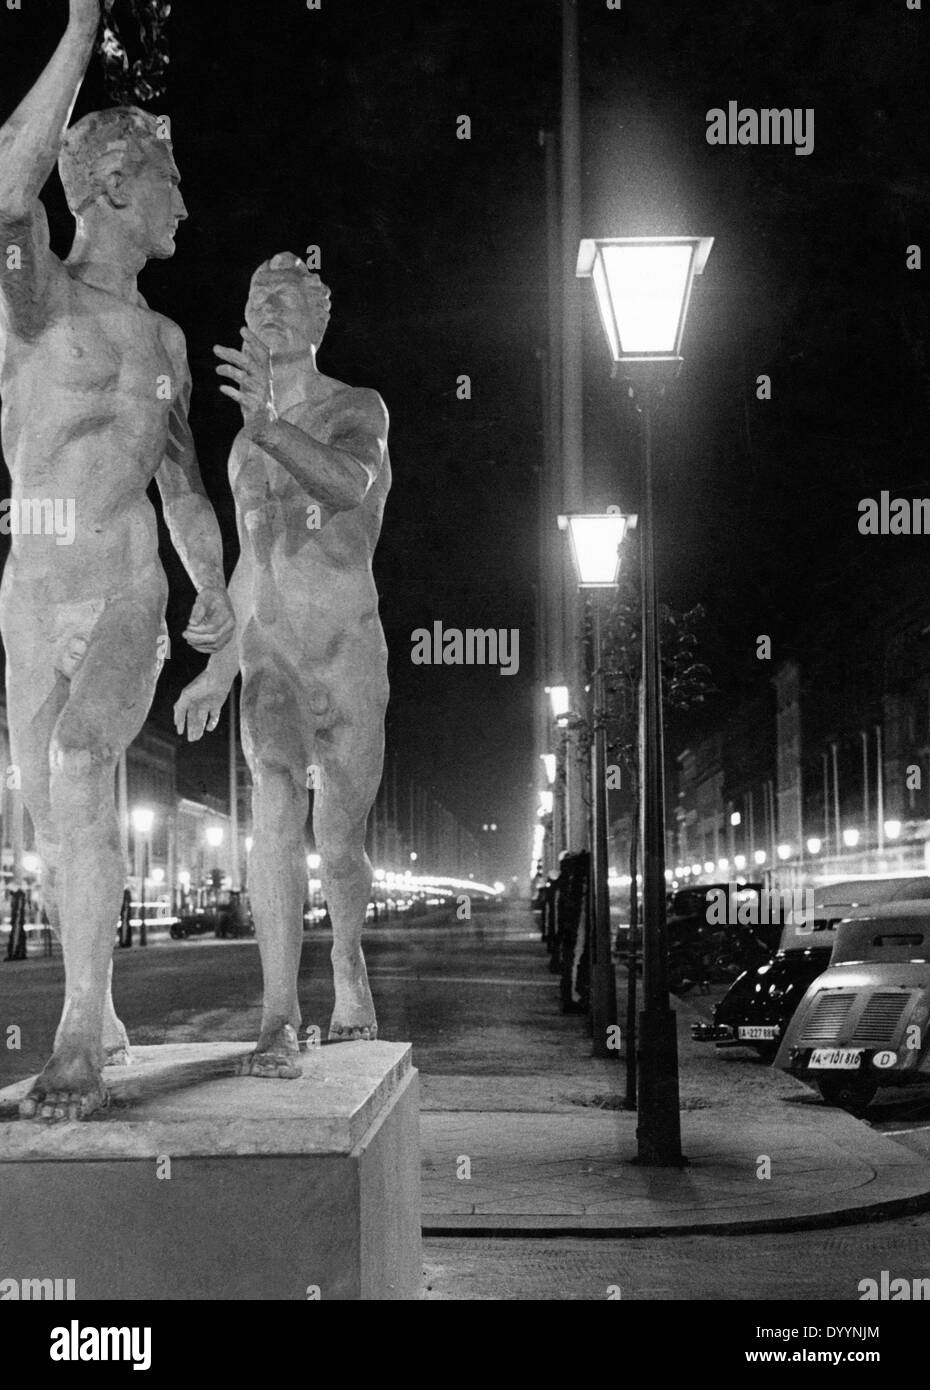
[809,1048,863,1070]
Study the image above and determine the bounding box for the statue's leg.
[19,593,162,1121]
[5,616,132,1067]
[238,660,307,1078]
[314,672,387,1043]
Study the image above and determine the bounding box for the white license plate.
[809,1048,863,1070]
[738,1026,778,1041]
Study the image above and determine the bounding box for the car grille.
[799,991,856,1045]
[852,992,910,1046]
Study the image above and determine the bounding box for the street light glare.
[562,512,629,587]
[546,684,571,719]
[205,825,224,848]
[842,828,860,848]
[131,806,155,835]
[806,837,822,855]
[884,819,902,840]
[540,753,556,785]
[603,243,692,354]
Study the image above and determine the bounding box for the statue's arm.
[202,540,253,694]
[0,1,99,330]
[155,345,229,598]
[252,390,389,513]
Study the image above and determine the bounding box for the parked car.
[171,889,253,940]
[666,882,773,992]
[775,901,930,1111]
[692,876,930,1061]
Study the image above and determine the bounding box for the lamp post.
[578,234,712,1166]
[131,806,154,948]
[559,511,632,1058]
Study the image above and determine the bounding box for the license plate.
[738,1026,778,1041]
[809,1048,863,1070]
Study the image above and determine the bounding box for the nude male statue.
[175,254,390,1075]
[0,0,235,1119]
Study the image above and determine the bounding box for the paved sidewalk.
[419,919,930,1233]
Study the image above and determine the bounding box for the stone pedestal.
[0,1041,420,1301]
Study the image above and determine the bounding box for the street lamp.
[559,510,633,1062]
[546,684,572,723]
[578,234,713,1167]
[131,806,154,948]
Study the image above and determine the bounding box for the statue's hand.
[183,584,236,653]
[173,669,230,742]
[214,328,275,441]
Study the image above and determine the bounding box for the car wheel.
[816,1073,878,1114]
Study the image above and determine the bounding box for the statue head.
[59,107,187,260]
[246,253,331,357]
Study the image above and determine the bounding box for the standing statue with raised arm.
[0,0,235,1120]
[175,254,390,1076]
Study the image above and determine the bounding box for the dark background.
[0,0,926,877]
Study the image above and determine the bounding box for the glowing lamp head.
[307,852,321,871]
[205,825,224,849]
[576,236,713,364]
[558,512,631,588]
[777,843,793,861]
[546,685,571,720]
[842,828,860,849]
[806,837,822,856]
[754,850,767,866]
[884,819,902,840]
[131,806,155,835]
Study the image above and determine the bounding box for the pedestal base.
[0,1041,421,1301]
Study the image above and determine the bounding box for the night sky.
[0,0,926,878]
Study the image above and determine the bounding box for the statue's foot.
[329,1020,378,1041]
[238,1023,302,1079]
[330,966,378,1042]
[19,1048,108,1122]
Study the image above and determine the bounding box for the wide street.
[5,905,930,1301]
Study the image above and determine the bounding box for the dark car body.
[776,902,930,1110]
[171,889,254,940]
[692,876,930,1060]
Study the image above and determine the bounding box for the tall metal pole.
[140,834,148,948]
[229,681,240,890]
[589,591,618,1057]
[876,723,885,853]
[822,752,830,854]
[830,740,841,850]
[635,384,683,1166]
[860,729,870,846]
[561,0,587,854]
